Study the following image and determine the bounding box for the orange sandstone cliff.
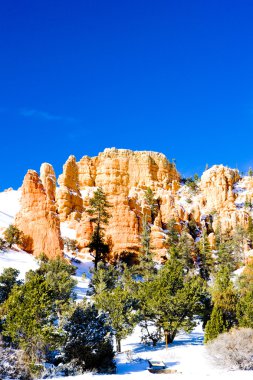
[15,167,63,259]
[13,148,253,260]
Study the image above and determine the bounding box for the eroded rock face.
[40,163,57,205]
[13,150,253,260]
[73,149,180,255]
[200,165,240,212]
[56,155,83,221]
[15,170,63,259]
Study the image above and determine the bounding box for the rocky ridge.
[11,148,253,260]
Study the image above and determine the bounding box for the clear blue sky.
[1,0,253,190]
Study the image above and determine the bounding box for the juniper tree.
[87,187,111,270]
[137,258,205,345]
[236,262,253,329]
[204,306,226,343]
[0,268,21,304]
[3,225,24,248]
[63,303,115,373]
[2,258,77,363]
[204,267,238,343]
[93,285,137,352]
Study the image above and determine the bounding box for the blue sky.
[1,0,253,190]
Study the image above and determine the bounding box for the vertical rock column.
[15,168,63,259]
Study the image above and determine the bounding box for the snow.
[64,251,93,301]
[46,323,253,379]
[0,249,38,280]
[0,189,21,233]
[61,222,77,240]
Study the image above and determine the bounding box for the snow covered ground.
[47,323,253,380]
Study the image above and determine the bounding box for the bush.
[63,238,78,252]
[0,238,6,251]
[207,328,253,370]
[0,336,32,380]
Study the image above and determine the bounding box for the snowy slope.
[0,189,21,234]
[0,249,38,280]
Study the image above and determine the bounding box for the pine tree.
[216,241,238,273]
[197,230,214,280]
[176,226,195,272]
[87,187,111,270]
[136,217,156,280]
[144,188,158,224]
[166,218,179,247]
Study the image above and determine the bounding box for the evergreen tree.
[63,303,115,374]
[63,238,78,252]
[216,241,238,273]
[166,218,179,247]
[2,258,77,363]
[86,187,111,269]
[0,268,21,304]
[37,258,77,319]
[197,230,214,280]
[0,238,6,251]
[144,188,158,223]
[136,217,156,280]
[204,267,238,342]
[3,225,24,248]
[247,215,253,248]
[93,285,137,352]
[137,258,205,344]
[204,306,226,343]
[176,226,195,272]
[237,290,253,329]
[248,167,253,177]
[236,262,253,328]
[88,262,120,296]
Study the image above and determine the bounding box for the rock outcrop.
[15,169,63,259]
[74,149,180,257]
[13,149,253,261]
[56,155,83,221]
[200,165,240,212]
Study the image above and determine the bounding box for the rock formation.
[13,148,253,261]
[74,149,180,257]
[56,155,83,221]
[15,169,63,259]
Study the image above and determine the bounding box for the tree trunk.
[168,330,177,344]
[116,338,121,353]
[94,251,98,270]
